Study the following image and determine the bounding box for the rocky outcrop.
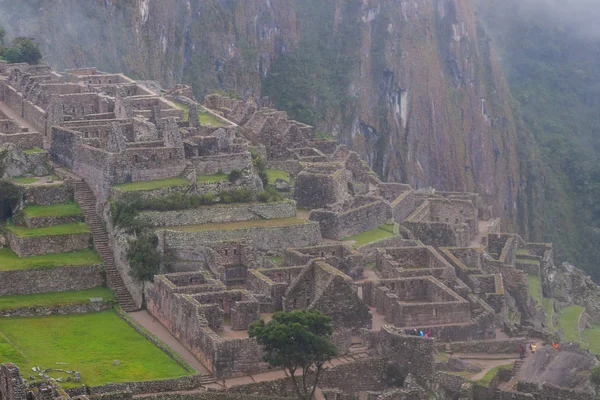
[546,262,600,324]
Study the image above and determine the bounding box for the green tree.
[249,310,337,400]
[127,232,162,282]
[3,37,42,64]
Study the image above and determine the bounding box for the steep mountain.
[0,0,522,228]
[476,0,600,278]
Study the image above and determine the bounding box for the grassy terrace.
[266,169,290,183]
[342,224,396,247]
[582,325,600,355]
[0,288,114,310]
[172,100,225,127]
[0,310,191,387]
[114,177,189,192]
[166,217,308,232]
[11,176,38,184]
[22,147,47,155]
[516,249,530,256]
[528,275,554,327]
[556,305,585,342]
[114,174,228,192]
[22,202,83,218]
[5,222,90,237]
[0,248,102,271]
[517,258,540,265]
[196,173,227,183]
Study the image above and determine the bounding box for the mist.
[516,0,600,39]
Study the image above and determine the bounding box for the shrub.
[592,366,600,386]
[128,232,162,282]
[0,181,22,220]
[228,169,243,183]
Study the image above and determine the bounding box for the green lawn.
[555,305,585,342]
[11,176,38,184]
[0,311,191,386]
[197,173,227,183]
[5,222,90,237]
[342,224,396,247]
[516,249,530,255]
[0,288,114,310]
[266,256,282,266]
[266,169,290,183]
[113,177,190,192]
[168,217,308,232]
[0,248,102,271]
[542,297,554,328]
[517,258,541,265]
[23,202,83,218]
[582,325,600,355]
[528,275,542,304]
[172,99,225,127]
[23,148,47,155]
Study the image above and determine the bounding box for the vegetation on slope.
[0,28,42,64]
[0,248,102,271]
[478,0,600,279]
[0,287,114,310]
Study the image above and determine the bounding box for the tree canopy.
[249,309,337,400]
[0,34,43,65]
[127,231,162,282]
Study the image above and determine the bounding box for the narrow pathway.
[129,310,210,374]
[469,220,489,248]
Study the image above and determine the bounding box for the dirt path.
[469,220,489,248]
[128,310,210,374]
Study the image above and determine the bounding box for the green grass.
[542,297,554,328]
[23,147,47,155]
[114,177,190,192]
[5,222,90,237]
[475,363,514,385]
[342,224,396,247]
[266,256,282,265]
[517,258,541,265]
[0,248,102,271]
[198,110,225,127]
[556,305,585,342]
[266,169,290,183]
[172,100,224,127]
[167,217,308,232]
[528,275,542,304]
[0,288,114,310]
[0,311,191,386]
[516,249,530,255]
[582,325,600,355]
[196,173,227,183]
[11,176,37,184]
[22,202,83,218]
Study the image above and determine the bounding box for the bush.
[258,187,284,203]
[0,181,22,220]
[228,169,243,183]
[592,367,600,386]
[128,232,162,282]
[2,37,42,64]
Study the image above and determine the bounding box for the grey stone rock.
[273,178,290,191]
[33,165,49,176]
[113,360,121,366]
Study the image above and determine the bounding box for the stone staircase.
[180,163,195,179]
[75,180,139,312]
[199,374,216,386]
[512,359,524,376]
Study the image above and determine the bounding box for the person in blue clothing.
[419,330,424,337]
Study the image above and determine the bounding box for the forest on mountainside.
[478,0,600,278]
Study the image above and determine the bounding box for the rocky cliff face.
[0,0,521,226]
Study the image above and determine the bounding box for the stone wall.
[20,213,83,229]
[22,100,47,136]
[390,190,416,223]
[436,338,526,354]
[161,221,322,254]
[4,85,23,116]
[140,201,296,227]
[6,231,91,257]
[50,127,80,168]
[309,200,390,240]
[376,326,436,380]
[0,299,112,317]
[0,132,43,150]
[294,167,350,209]
[0,363,26,400]
[0,265,104,296]
[189,153,252,175]
[23,182,74,206]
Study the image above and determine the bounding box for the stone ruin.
[0,64,598,400]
